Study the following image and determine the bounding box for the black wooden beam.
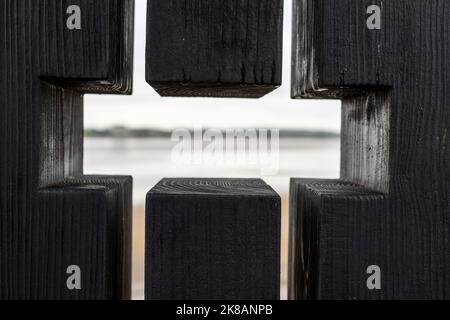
[288,179,388,299]
[146,0,284,98]
[290,0,450,299]
[146,178,281,300]
[0,0,134,299]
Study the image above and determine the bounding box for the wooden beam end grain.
[146,178,281,300]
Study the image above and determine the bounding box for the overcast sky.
[84,0,341,132]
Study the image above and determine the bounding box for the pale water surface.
[85,137,340,204]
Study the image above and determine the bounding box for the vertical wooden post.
[146,0,284,98]
[290,0,450,299]
[146,179,281,300]
[0,0,134,299]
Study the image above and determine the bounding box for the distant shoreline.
[85,127,340,139]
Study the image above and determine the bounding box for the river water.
[85,137,340,204]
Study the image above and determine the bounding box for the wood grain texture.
[289,179,388,300]
[0,0,134,299]
[290,0,450,299]
[146,0,284,98]
[146,178,281,300]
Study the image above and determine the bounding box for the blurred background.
[84,0,341,300]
